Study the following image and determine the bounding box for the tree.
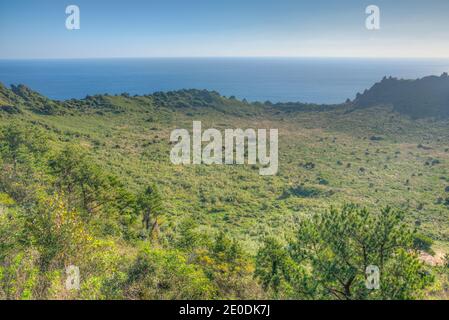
[0,124,49,203]
[175,218,209,252]
[136,184,163,240]
[255,237,314,299]
[291,205,433,299]
[51,145,94,211]
[196,232,258,299]
[0,123,48,174]
[256,205,433,300]
[255,238,294,298]
[50,144,127,221]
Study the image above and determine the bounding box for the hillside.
[353,73,449,119]
[0,81,448,299]
[1,81,449,242]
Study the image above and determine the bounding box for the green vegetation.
[0,82,448,299]
[256,205,433,299]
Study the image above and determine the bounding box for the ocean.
[0,58,448,104]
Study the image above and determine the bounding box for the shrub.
[123,247,215,300]
[413,233,435,254]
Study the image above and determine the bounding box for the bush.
[123,247,215,300]
[413,234,434,254]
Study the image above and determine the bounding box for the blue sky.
[1,0,449,59]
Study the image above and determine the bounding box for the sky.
[1,0,449,59]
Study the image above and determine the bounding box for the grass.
[2,91,448,254]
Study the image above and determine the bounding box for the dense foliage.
[0,83,448,299]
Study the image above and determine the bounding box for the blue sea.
[1,58,449,104]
